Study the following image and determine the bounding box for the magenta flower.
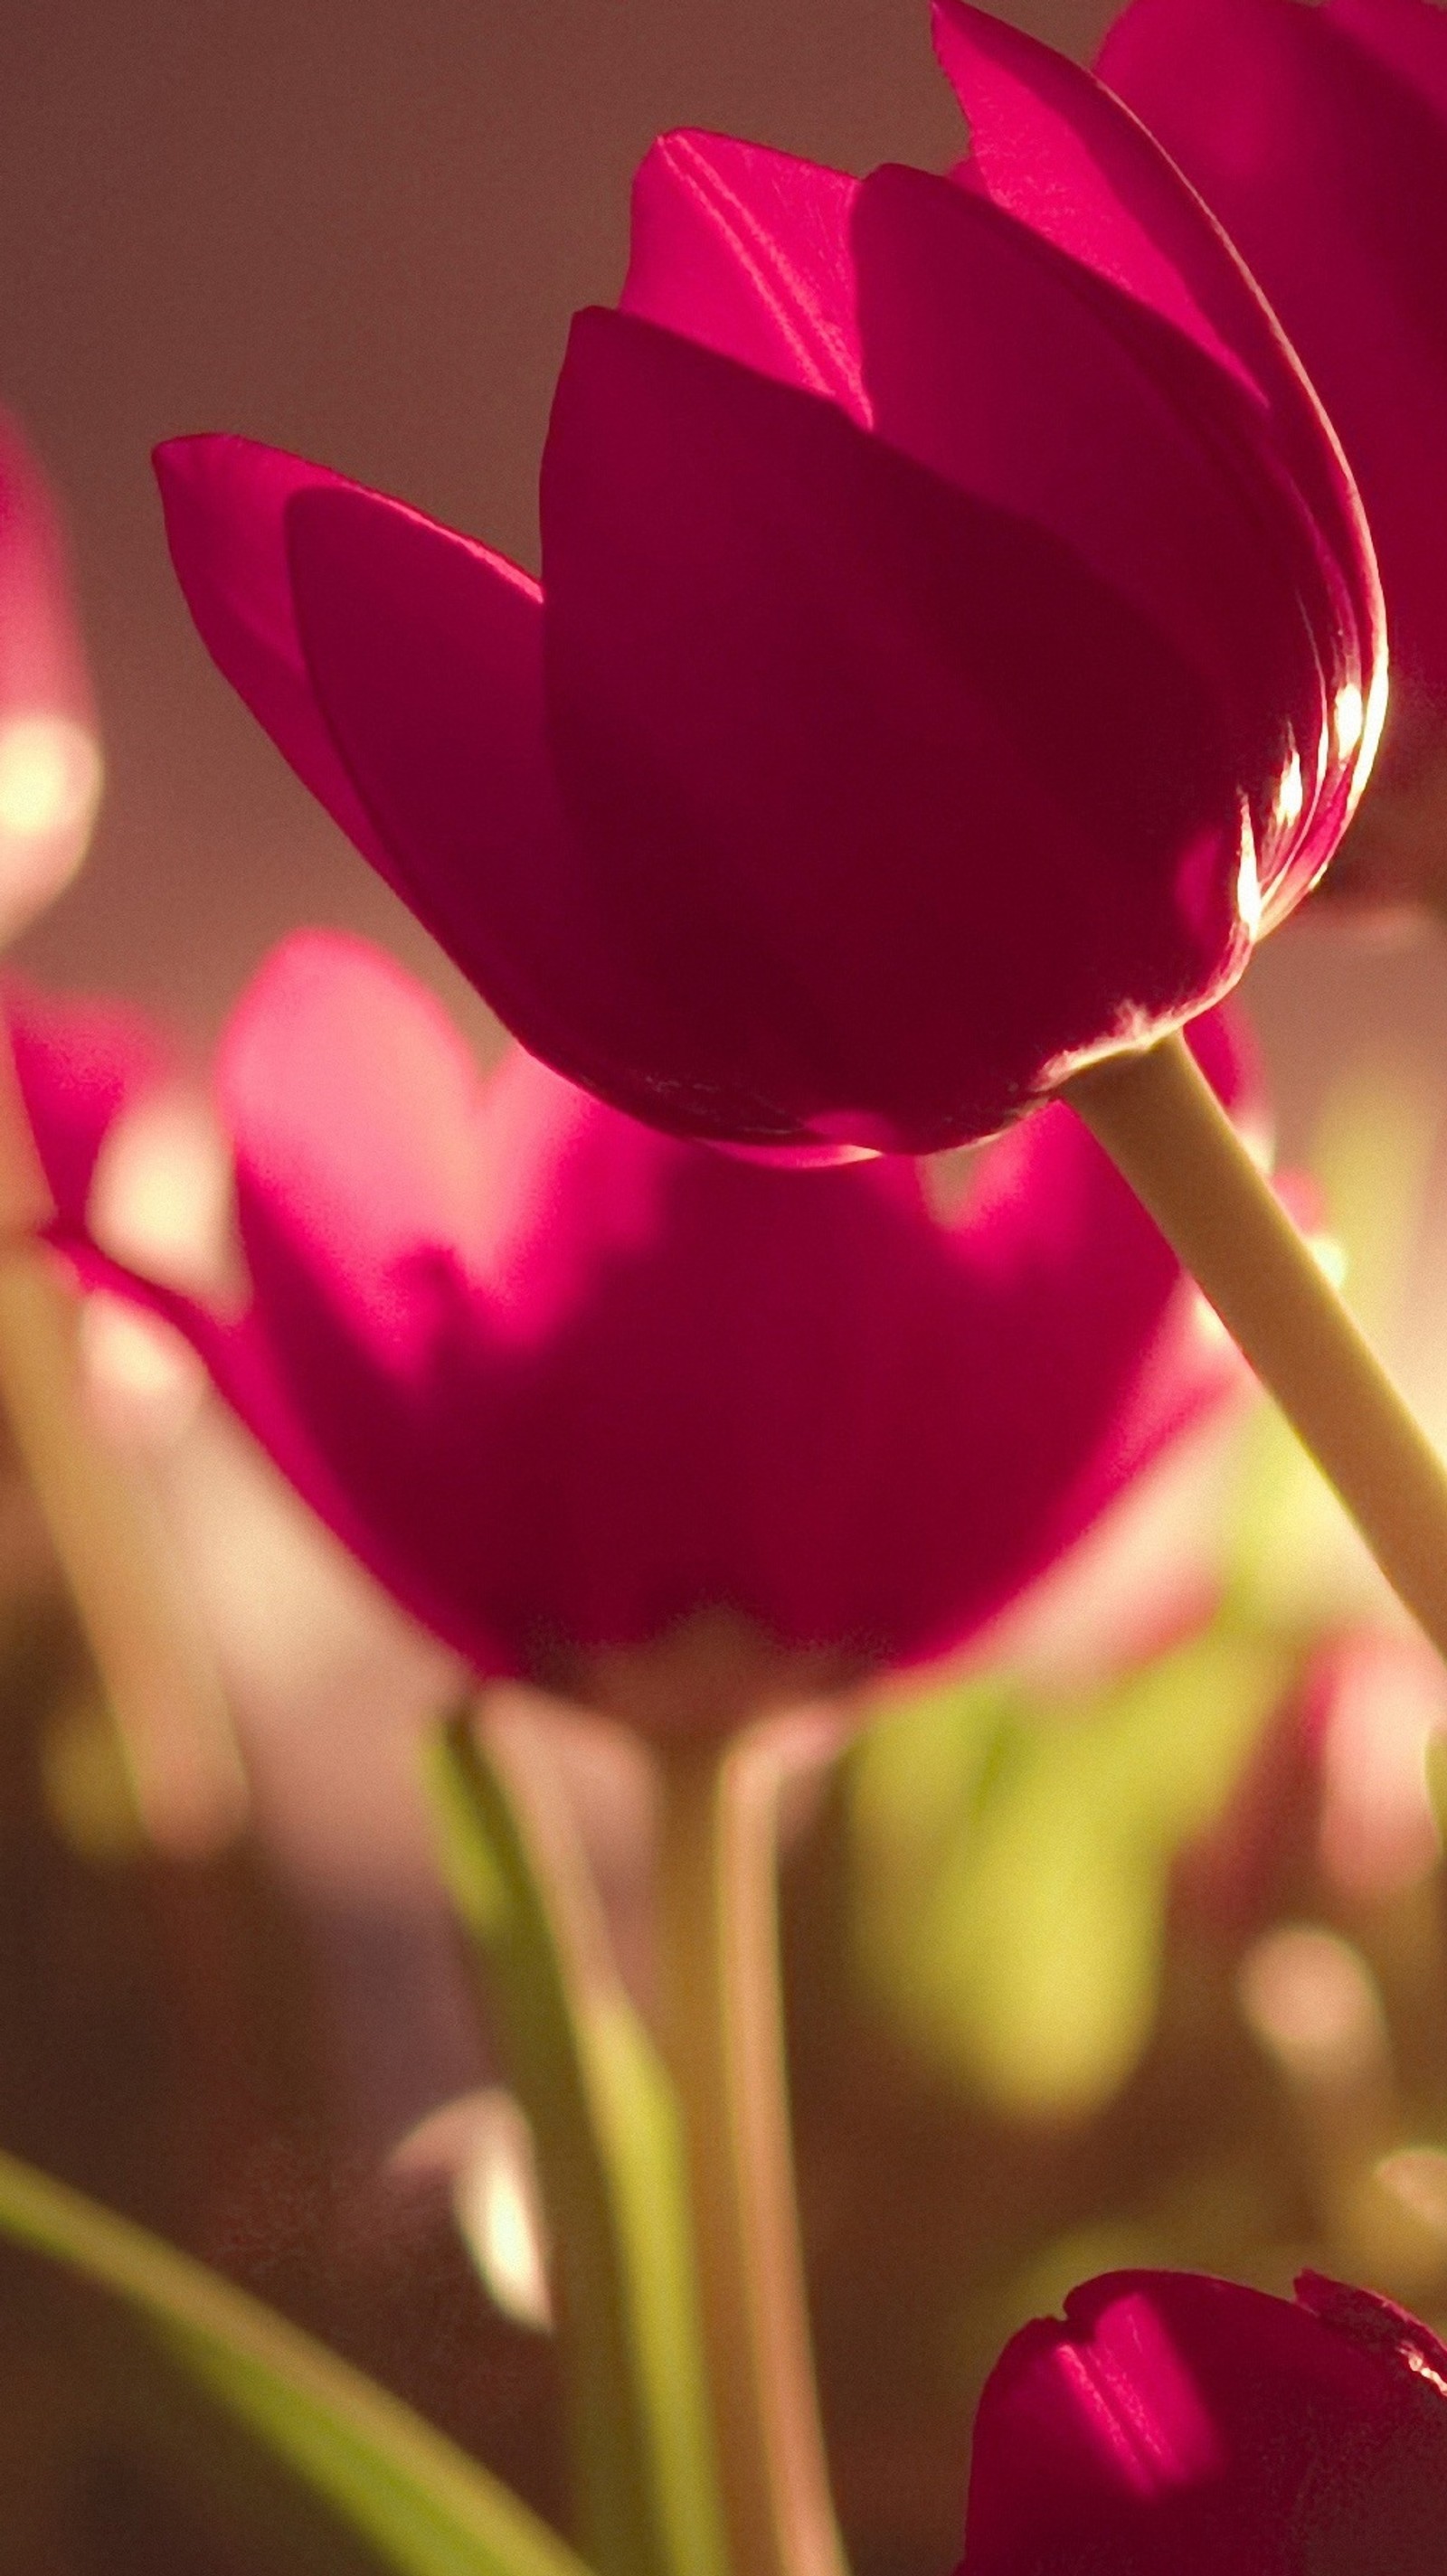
[1099,0,1447,911]
[960,2267,1447,2572]
[152,3,1379,1163]
[14,934,1249,1722]
[0,408,101,940]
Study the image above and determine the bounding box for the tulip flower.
[151,1,1379,1165]
[1098,0,1447,914]
[9,932,1250,1725]
[960,2267,1447,2571]
[0,409,101,945]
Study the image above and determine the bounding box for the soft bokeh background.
[7,4,1447,2572]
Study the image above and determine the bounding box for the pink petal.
[932,0,1381,915]
[1326,0,1447,130]
[5,976,172,1224]
[213,933,523,1667]
[1098,0,1440,733]
[847,161,1345,909]
[621,130,868,418]
[539,304,1254,1154]
[962,2269,1447,2572]
[218,929,487,1354]
[281,477,786,1146]
[0,410,92,727]
[153,436,405,879]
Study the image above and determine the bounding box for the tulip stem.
[1067,1029,1447,1661]
[428,1701,727,2576]
[654,1725,847,2576]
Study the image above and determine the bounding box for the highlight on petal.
[218,929,488,1349]
[960,2268,1447,2572]
[622,129,867,417]
[931,0,1382,913]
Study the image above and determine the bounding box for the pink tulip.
[960,2267,1447,2571]
[5,976,168,1223]
[12,935,1250,1723]
[1099,0,1447,911]
[151,3,1380,1162]
[0,411,101,941]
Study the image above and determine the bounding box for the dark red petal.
[848,163,1342,909]
[282,478,810,1147]
[540,303,1253,1153]
[932,0,1381,920]
[153,436,399,874]
[962,2269,1447,2573]
[1099,0,1439,736]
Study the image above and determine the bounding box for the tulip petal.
[932,0,1381,911]
[154,437,402,876]
[848,161,1336,890]
[5,977,171,1225]
[0,411,93,726]
[1327,0,1447,134]
[1097,0,1440,717]
[621,130,867,418]
[962,2269,1447,2572]
[540,303,1253,1153]
[281,478,798,1146]
[211,948,1243,1677]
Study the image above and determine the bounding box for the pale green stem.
[655,1726,849,2576]
[428,1700,726,2576]
[1068,1031,1447,1663]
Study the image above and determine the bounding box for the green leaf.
[428,1706,727,2576]
[0,2145,586,2576]
[850,1632,1285,2116]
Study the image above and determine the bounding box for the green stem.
[1068,1031,1447,1661]
[655,1727,848,2576]
[428,1701,726,2576]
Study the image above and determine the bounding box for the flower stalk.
[1068,1031,1447,1663]
[655,1725,848,2576]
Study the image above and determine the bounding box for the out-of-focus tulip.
[0,411,101,943]
[960,2267,1447,2572]
[12,935,1251,1731]
[5,977,168,1224]
[1099,0,1447,915]
[150,2,1379,1162]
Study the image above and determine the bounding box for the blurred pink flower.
[5,974,169,1222]
[960,2267,1447,2571]
[14,935,1250,1727]
[0,410,101,940]
[151,2,1378,1162]
[1099,0,1447,913]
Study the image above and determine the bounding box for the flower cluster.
[5,4,1447,2574]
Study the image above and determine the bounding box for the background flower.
[960,2267,1447,2571]
[14,933,1248,1724]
